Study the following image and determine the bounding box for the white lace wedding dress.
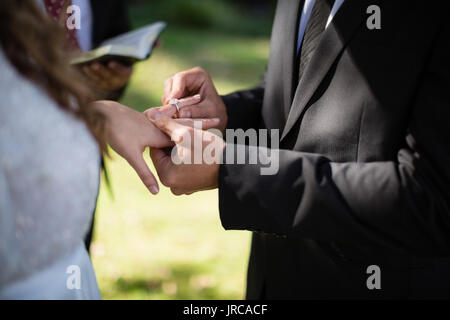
[0,48,101,299]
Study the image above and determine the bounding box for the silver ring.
[170,98,180,113]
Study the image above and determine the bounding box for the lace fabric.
[0,48,101,298]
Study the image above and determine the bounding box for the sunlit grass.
[91,24,270,300]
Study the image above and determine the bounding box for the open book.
[71,22,167,65]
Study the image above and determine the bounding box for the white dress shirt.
[297,0,345,54]
[72,0,93,51]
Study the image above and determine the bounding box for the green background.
[91,0,274,299]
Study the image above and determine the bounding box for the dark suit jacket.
[219,0,450,299]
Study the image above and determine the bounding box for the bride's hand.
[91,100,170,194]
[90,100,219,195]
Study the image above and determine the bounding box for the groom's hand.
[148,114,225,195]
[161,67,228,133]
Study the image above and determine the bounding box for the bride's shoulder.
[0,48,60,122]
[0,47,99,181]
[0,48,96,152]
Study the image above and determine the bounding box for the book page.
[100,22,166,59]
[71,22,166,65]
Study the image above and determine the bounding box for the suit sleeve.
[218,18,450,255]
[221,74,265,131]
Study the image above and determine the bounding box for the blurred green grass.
[91,1,272,300]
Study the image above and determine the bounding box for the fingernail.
[212,118,220,122]
[151,111,163,120]
[194,94,201,100]
[180,110,191,118]
[149,185,159,195]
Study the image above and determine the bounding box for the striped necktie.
[298,0,332,82]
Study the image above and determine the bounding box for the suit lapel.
[281,0,372,141]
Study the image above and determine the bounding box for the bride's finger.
[144,105,176,119]
[127,154,159,195]
[166,94,202,116]
[145,95,202,121]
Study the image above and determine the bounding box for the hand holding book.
[81,61,132,91]
[73,22,166,94]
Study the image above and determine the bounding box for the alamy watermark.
[366,5,381,30]
[366,265,381,290]
[170,121,280,176]
[66,5,81,30]
[66,4,382,31]
[66,265,81,290]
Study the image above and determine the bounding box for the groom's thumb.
[152,116,186,143]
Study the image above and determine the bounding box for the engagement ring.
[170,98,181,113]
